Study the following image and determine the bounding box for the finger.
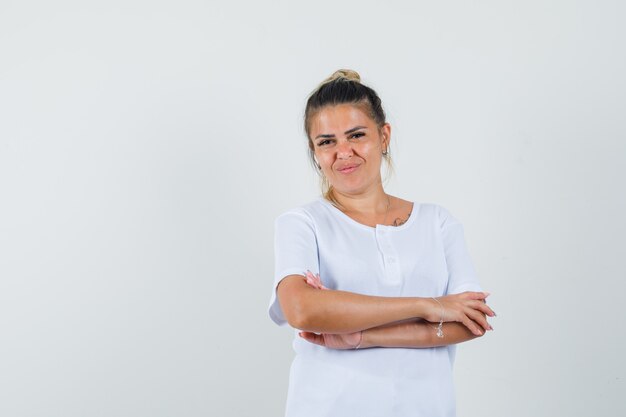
[312,273,328,290]
[466,308,492,331]
[464,301,492,327]
[461,291,490,301]
[460,315,484,336]
[307,280,322,290]
[470,300,496,317]
[304,273,323,289]
[308,272,323,287]
[316,280,329,290]
[299,331,326,346]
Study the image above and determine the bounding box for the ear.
[381,123,391,149]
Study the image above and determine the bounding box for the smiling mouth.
[337,165,359,174]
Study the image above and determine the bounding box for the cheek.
[316,153,333,168]
[359,141,382,160]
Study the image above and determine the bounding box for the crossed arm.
[276,273,495,349]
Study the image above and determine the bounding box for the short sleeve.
[268,211,320,326]
[438,205,483,295]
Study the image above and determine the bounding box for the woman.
[268,69,495,417]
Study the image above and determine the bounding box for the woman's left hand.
[299,271,363,349]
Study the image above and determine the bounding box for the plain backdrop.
[1,1,624,416]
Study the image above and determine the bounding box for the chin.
[331,183,368,196]
[330,175,379,195]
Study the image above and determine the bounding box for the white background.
[1,1,624,416]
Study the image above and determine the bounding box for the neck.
[329,184,389,215]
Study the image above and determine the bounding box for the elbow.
[287,313,307,331]
[283,298,315,330]
[281,301,301,329]
[277,275,320,331]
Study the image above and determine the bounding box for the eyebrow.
[314,126,367,140]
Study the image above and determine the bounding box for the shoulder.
[410,201,461,229]
[275,199,325,222]
[274,198,331,232]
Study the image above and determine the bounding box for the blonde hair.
[304,69,393,206]
[317,69,361,86]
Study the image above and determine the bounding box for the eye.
[317,139,334,147]
[349,132,365,139]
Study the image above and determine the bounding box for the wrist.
[415,296,435,320]
[359,328,375,349]
[417,321,437,347]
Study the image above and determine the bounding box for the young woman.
[268,69,495,417]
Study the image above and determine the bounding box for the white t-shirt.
[268,198,482,417]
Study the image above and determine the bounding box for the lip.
[336,164,360,174]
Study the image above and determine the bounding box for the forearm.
[359,320,481,349]
[278,275,432,334]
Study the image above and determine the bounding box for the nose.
[336,140,354,159]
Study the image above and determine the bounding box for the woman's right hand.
[304,270,328,290]
[424,292,496,336]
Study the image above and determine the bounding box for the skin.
[276,103,495,348]
[310,104,409,225]
[298,272,490,349]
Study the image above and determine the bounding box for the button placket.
[376,226,402,285]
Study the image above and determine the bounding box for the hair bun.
[323,69,361,84]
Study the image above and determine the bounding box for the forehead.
[310,104,375,135]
